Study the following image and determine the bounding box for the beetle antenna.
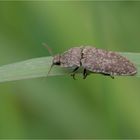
[42,43,54,56]
[42,43,55,77]
[46,64,54,77]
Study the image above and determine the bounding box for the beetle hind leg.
[102,73,114,79]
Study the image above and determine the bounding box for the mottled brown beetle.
[48,45,137,79]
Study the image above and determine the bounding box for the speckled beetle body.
[52,46,137,79]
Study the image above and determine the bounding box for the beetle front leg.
[71,67,79,80]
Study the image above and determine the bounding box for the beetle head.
[53,54,61,65]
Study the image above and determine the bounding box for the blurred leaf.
[0,52,139,83]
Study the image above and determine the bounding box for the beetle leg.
[83,69,88,79]
[71,73,76,80]
[71,67,79,80]
[110,75,115,79]
[102,73,115,79]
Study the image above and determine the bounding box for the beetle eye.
[55,62,60,65]
[53,54,61,65]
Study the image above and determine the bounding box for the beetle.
[49,46,137,79]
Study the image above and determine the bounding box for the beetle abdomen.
[81,46,137,76]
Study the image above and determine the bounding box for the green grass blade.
[0,56,69,83]
[0,52,139,83]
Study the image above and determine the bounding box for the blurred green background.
[0,1,140,138]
